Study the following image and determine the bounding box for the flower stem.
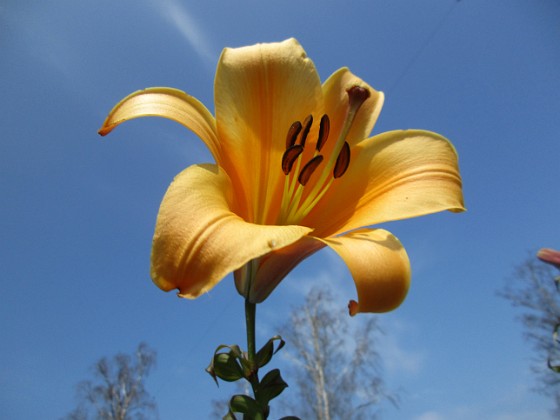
[245,297,261,403]
[245,298,257,363]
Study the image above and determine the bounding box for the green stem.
[245,297,261,406]
[245,298,257,363]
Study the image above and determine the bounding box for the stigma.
[278,85,370,225]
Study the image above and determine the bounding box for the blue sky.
[1,0,559,419]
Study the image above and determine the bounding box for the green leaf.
[255,336,285,368]
[206,364,219,386]
[256,341,274,368]
[256,369,288,405]
[215,344,243,358]
[238,355,255,378]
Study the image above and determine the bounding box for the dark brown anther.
[316,114,330,152]
[299,115,313,147]
[298,155,324,186]
[285,121,302,149]
[346,85,370,111]
[281,145,304,175]
[333,142,351,178]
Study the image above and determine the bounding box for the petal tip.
[348,300,359,316]
[98,125,113,136]
[449,205,467,213]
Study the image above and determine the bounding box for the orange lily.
[99,38,464,315]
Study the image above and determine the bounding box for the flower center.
[278,85,370,225]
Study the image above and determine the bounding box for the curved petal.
[151,164,312,298]
[236,236,326,303]
[322,67,384,147]
[307,130,465,237]
[214,38,323,224]
[321,229,411,314]
[98,87,221,161]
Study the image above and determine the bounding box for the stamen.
[279,87,370,226]
[298,155,323,186]
[281,145,304,175]
[299,115,313,147]
[316,114,330,152]
[333,141,350,178]
[285,121,302,149]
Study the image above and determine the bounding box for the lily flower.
[99,38,464,315]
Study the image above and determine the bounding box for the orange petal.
[151,164,311,298]
[321,229,411,314]
[98,87,221,162]
[214,38,323,224]
[237,236,326,303]
[308,130,465,237]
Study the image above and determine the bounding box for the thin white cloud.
[157,0,217,66]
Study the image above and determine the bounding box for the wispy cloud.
[157,0,217,66]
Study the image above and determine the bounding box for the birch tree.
[65,342,157,420]
[277,287,396,419]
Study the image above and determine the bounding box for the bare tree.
[64,343,157,420]
[277,287,397,420]
[499,254,560,416]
